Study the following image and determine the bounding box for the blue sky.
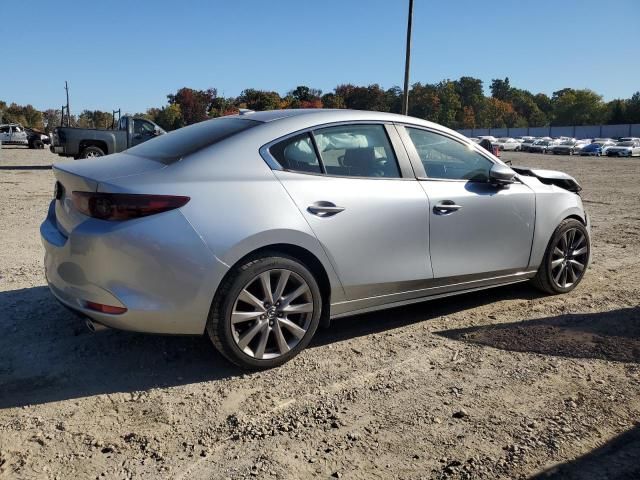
[2,0,638,113]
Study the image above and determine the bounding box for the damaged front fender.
[512,167,582,193]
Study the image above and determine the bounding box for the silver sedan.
[41,110,591,369]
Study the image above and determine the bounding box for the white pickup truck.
[0,123,29,146]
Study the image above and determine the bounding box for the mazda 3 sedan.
[41,109,590,369]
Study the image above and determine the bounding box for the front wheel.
[206,254,322,369]
[531,219,590,294]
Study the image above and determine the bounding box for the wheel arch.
[213,242,337,330]
[79,139,108,155]
[529,204,588,270]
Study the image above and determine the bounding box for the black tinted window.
[407,128,493,181]
[269,133,322,174]
[126,117,259,164]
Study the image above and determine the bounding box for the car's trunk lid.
[52,153,165,236]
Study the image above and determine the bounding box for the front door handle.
[433,200,462,215]
[307,202,345,217]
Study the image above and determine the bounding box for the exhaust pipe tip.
[85,319,108,332]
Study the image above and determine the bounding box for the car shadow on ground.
[529,423,640,479]
[0,283,549,409]
[436,306,640,363]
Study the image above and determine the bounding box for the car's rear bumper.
[40,201,226,334]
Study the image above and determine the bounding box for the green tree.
[490,77,511,101]
[237,89,282,111]
[408,83,440,121]
[551,88,606,125]
[385,86,403,114]
[625,92,640,123]
[77,110,113,129]
[607,99,627,124]
[454,76,484,126]
[146,104,184,131]
[320,93,345,109]
[335,84,389,112]
[436,81,462,128]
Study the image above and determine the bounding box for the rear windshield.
[125,117,260,164]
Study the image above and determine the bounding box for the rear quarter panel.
[104,126,347,305]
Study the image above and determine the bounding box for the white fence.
[457,124,640,139]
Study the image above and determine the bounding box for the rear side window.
[125,117,259,164]
[313,125,400,178]
[269,133,322,173]
[406,127,493,182]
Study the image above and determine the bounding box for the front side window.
[313,124,400,178]
[406,127,493,181]
[134,119,155,135]
[269,133,322,174]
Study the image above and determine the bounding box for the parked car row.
[467,135,640,157]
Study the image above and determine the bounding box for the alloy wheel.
[230,269,314,360]
[550,228,588,289]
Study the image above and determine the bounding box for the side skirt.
[329,270,536,320]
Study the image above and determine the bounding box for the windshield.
[560,141,575,145]
[616,141,634,146]
[125,117,260,164]
[498,138,509,142]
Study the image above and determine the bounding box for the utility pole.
[402,0,414,115]
[65,81,71,126]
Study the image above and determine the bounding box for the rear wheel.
[81,146,105,158]
[206,254,322,369]
[532,219,590,294]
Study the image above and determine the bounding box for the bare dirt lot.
[0,146,639,480]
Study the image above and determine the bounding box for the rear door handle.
[307,202,345,217]
[433,200,462,215]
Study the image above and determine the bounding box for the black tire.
[531,218,590,294]
[33,139,44,149]
[206,253,322,369]
[80,146,105,158]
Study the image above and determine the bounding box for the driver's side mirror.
[489,163,516,186]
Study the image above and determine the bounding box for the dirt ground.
[0,146,639,480]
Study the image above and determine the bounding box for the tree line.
[2,77,640,132]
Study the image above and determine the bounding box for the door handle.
[307,202,345,217]
[433,201,462,215]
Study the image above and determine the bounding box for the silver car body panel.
[40,109,589,334]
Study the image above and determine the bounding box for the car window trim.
[259,120,416,181]
[394,123,499,183]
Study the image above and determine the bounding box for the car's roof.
[232,108,438,127]
[227,108,468,143]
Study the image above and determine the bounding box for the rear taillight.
[72,192,190,221]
